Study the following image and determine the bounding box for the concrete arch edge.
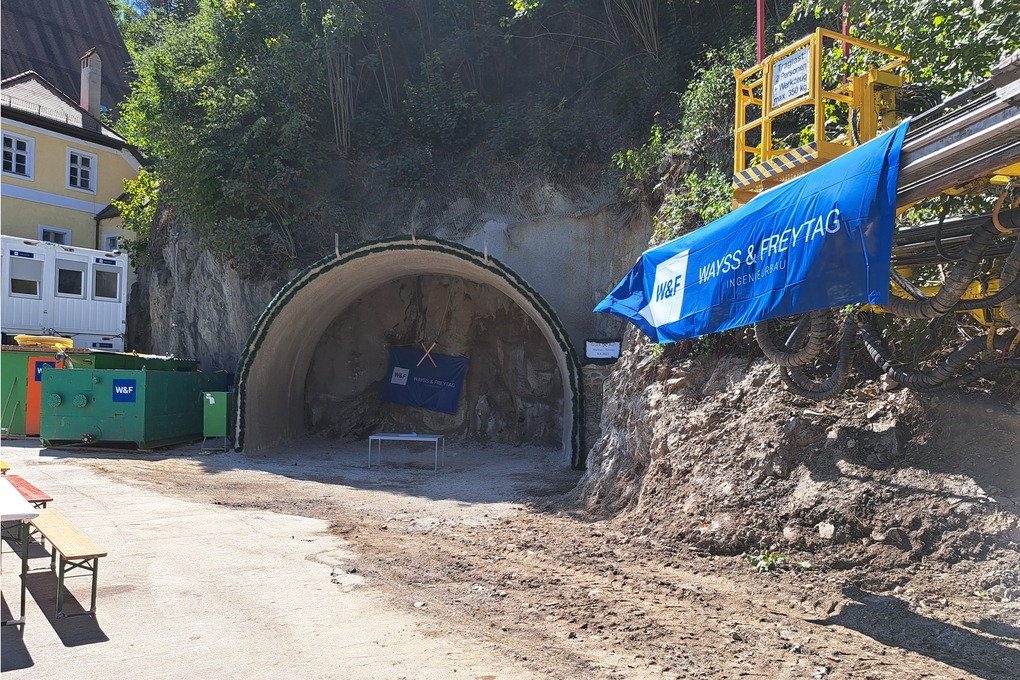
[233,236,586,468]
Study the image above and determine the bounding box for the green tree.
[111,168,160,265]
[117,0,328,267]
[788,0,1019,91]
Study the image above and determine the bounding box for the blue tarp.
[380,347,468,414]
[594,122,910,342]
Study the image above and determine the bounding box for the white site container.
[1,235,128,351]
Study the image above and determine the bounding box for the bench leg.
[91,558,99,614]
[56,556,66,616]
[55,556,99,618]
[1,522,31,626]
[19,522,28,621]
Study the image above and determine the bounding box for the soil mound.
[578,333,1020,593]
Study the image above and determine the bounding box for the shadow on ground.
[14,436,585,508]
[815,587,1020,680]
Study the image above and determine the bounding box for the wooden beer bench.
[0,475,53,543]
[29,508,107,617]
[5,475,53,508]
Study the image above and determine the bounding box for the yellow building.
[2,51,142,252]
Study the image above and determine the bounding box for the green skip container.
[40,369,232,449]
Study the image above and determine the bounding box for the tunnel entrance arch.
[234,237,584,466]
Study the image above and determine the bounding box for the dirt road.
[3,438,1018,679]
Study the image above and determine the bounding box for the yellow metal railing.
[733,28,909,205]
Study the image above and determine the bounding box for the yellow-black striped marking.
[734,143,818,189]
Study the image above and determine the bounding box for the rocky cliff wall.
[128,179,648,450]
[128,216,291,371]
[131,180,649,374]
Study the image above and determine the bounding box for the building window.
[9,257,42,297]
[67,149,97,192]
[39,226,72,244]
[56,259,87,297]
[103,234,120,252]
[3,133,34,179]
[94,265,121,301]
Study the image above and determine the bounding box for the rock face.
[303,274,563,446]
[129,217,290,371]
[576,330,1020,588]
[130,179,648,372]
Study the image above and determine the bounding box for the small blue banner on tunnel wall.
[380,347,468,415]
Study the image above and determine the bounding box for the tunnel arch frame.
[233,236,585,467]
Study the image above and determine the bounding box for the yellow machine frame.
[733,28,909,207]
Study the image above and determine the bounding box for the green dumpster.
[1,347,70,436]
[87,352,200,372]
[40,369,231,448]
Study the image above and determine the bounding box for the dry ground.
[5,435,1016,679]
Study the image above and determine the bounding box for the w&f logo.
[639,250,690,329]
[655,275,682,302]
[112,379,137,402]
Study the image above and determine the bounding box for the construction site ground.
[1,432,1018,680]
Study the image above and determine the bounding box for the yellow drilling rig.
[733,30,1019,397]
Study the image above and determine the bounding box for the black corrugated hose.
[882,207,1020,319]
[952,235,1020,310]
[858,312,1019,390]
[779,315,858,399]
[999,228,1020,329]
[754,310,830,368]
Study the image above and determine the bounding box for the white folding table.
[368,433,445,471]
[1,476,39,626]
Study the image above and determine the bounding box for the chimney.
[80,48,102,117]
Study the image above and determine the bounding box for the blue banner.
[380,347,468,414]
[595,122,909,342]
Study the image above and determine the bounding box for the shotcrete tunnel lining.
[235,238,583,465]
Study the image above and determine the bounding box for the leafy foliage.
[653,168,732,244]
[404,52,488,148]
[117,1,327,268]
[675,40,755,167]
[747,549,811,573]
[115,0,1015,278]
[788,0,1020,91]
[613,124,666,200]
[111,168,160,264]
[113,0,761,271]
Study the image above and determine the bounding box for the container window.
[94,266,120,300]
[10,258,42,297]
[56,259,86,297]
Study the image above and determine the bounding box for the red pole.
[842,2,851,56]
[757,0,765,63]
[842,2,851,82]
